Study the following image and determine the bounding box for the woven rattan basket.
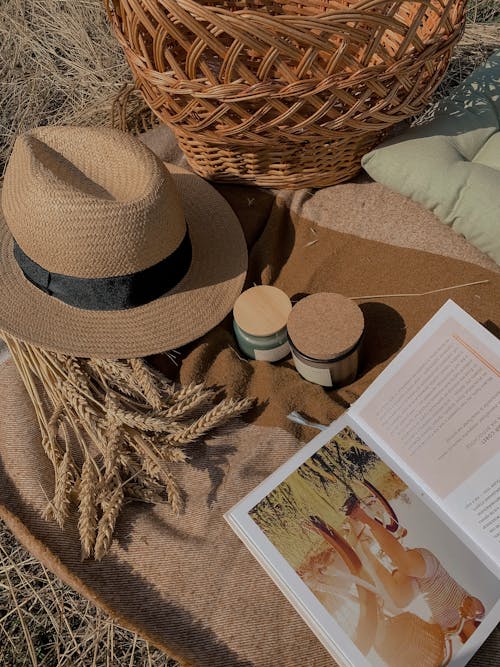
[106,0,466,189]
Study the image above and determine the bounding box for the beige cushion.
[362,52,500,265]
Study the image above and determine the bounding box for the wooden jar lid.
[233,286,292,337]
[287,293,364,360]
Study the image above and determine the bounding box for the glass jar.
[233,321,290,361]
[232,285,292,362]
[287,293,364,387]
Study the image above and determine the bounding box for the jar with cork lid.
[287,293,364,387]
[233,285,292,362]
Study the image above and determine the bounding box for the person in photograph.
[297,545,379,633]
[305,515,449,667]
[300,515,379,656]
[345,496,485,639]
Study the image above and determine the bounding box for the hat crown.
[1,127,186,278]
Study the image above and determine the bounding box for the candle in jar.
[233,285,292,362]
[287,292,364,387]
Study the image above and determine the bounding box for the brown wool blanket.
[0,127,499,667]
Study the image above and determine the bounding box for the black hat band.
[13,230,192,311]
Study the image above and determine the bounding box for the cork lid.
[233,286,292,337]
[287,293,364,360]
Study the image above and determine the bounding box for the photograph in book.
[249,426,500,667]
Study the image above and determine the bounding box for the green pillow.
[362,52,500,264]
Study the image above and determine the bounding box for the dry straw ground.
[0,0,499,665]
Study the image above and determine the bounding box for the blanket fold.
[0,127,498,667]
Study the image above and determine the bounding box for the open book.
[225,300,500,667]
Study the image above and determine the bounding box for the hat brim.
[0,164,247,358]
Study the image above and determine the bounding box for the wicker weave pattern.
[107,0,466,188]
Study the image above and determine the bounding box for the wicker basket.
[106,0,466,189]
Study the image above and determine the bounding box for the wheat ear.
[167,397,255,445]
[78,456,99,560]
[156,388,214,421]
[130,358,163,409]
[94,480,124,561]
[47,450,74,528]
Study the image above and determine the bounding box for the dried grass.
[414,6,500,124]
[0,0,133,176]
[0,520,177,666]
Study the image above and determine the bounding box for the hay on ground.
[0,519,177,666]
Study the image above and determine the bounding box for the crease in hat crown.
[1,126,186,279]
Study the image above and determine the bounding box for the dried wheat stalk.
[1,333,255,560]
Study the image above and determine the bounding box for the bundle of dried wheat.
[2,334,254,560]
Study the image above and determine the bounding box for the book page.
[352,301,500,569]
[226,414,500,667]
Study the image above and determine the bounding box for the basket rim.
[108,0,466,98]
[152,0,460,24]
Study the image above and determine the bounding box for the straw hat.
[0,126,247,358]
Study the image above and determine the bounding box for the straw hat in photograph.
[0,126,248,358]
